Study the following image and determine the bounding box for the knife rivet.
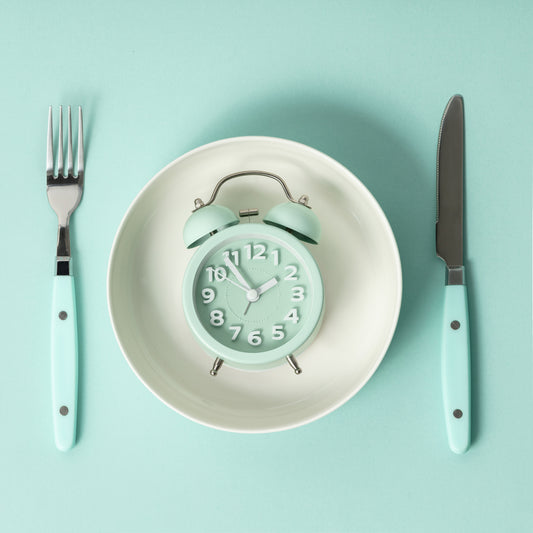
[453,409,463,419]
[59,406,69,416]
[451,320,460,330]
[59,311,68,320]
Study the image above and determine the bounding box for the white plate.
[107,137,402,432]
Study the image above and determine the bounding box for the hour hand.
[223,255,251,290]
[256,277,278,296]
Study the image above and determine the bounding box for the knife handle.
[441,284,471,454]
[51,275,78,451]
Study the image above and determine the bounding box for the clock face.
[188,227,323,364]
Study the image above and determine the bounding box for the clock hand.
[243,277,278,315]
[224,276,248,292]
[223,255,252,290]
[255,277,278,296]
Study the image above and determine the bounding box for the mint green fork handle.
[442,284,471,454]
[51,275,78,451]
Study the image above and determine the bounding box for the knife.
[436,94,470,454]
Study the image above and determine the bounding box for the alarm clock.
[182,170,324,376]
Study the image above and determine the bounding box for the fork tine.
[47,106,54,177]
[67,106,74,177]
[57,106,64,177]
[77,107,84,177]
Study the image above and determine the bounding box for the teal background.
[1,1,531,532]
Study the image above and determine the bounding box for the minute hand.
[223,256,252,290]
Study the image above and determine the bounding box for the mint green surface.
[51,276,78,451]
[442,284,471,454]
[0,1,532,532]
[183,223,324,369]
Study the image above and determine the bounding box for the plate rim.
[107,135,403,433]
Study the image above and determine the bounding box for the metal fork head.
[47,106,84,226]
[47,105,84,184]
[47,106,84,268]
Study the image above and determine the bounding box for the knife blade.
[436,94,471,454]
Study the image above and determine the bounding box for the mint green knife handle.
[51,275,78,451]
[442,284,470,454]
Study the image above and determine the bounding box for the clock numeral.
[244,243,267,260]
[247,330,263,346]
[271,249,280,266]
[206,266,227,282]
[229,325,242,341]
[284,265,298,281]
[253,244,266,260]
[272,324,285,340]
[223,250,239,266]
[284,308,300,324]
[201,287,215,304]
[210,310,225,327]
[291,286,305,302]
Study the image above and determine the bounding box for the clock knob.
[264,202,321,244]
[183,205,239,248]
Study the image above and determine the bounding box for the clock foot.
[286,355,302,375]
[210,357,224,376]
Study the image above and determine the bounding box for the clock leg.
[286,355,302,375]
[210,357,224,376]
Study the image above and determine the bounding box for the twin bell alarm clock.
[182,171,324,376]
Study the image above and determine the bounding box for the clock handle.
[201,171,300,207]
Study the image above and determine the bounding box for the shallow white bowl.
[107,137,402,432]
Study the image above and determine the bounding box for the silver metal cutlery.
[46,105,84,451]
[436,95,471,454]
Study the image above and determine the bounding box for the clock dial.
[194,236,311,353]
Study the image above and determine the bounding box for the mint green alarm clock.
[182,171,324,376]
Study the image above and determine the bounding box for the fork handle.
[51,275,78,451]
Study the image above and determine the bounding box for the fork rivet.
[59,311,68,320]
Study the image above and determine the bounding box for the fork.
[46,105,84,451]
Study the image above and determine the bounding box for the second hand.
[224,276,248,292]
